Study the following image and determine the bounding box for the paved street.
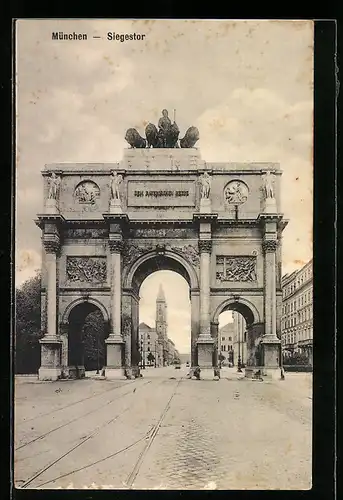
[14,366,312,490]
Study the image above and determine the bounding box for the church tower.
[156,284,168,365]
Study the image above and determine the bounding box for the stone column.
[261,238,281,375]
[38,237,62,381]
[105,240,126,379]
[190,289,200,367]
[196,240,214,376]
[198,240,212,339]
[263,239,278,338]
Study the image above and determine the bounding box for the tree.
[15,273,42,374]
[82,311,107,371]
[147,352,155,366]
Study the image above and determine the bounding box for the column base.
[38,367,62,381]
[39,338,63,381]
[261,337,281,368]
[105,338,124,368]
[197,338,214,369]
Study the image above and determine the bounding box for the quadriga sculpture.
[180,126,199,148]
[125,128,147,148]
[125,110,199,149]
[145,123,159,148]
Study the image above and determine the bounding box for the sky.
[15,19,313,354]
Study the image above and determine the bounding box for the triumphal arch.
[36,110,287,380]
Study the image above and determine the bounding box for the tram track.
[18,377,183,489]
[16,378,137,426]
[125,377,182,488]
[15,380,151,452]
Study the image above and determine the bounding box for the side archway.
[61,296,110,325]
[212,297,261,326]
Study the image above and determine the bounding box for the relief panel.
[66,256,107,284]
[216,256,257,283]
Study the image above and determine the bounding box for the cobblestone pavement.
[14,367,312,490]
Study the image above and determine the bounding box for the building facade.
[232,311,248,366]
[138,322,161,367]
[218,322,234,366]
[155,284,168,365]
[281,259,313,364]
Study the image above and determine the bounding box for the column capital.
[198,240,212,253]
[43,234,60,253]
[262,239,278,253]
[109,240,124,253]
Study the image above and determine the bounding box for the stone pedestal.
[38,338,63,380]
[109,199,123,214]
[199,198,211,214]
[261,337,281,367]
[263,198,277,214]
[197,338,214,369]
[45,198,59,214]
[106,339,124,366]
[105,339,126,379]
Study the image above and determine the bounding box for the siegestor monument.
[36,110,287,381]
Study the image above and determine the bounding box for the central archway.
[123,250,200,371]
[125,250,199,291]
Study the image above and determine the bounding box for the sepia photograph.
[14,19,314,490]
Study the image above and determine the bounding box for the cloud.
[15,249,41,288]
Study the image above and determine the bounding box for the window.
[147,347,150,351]
[228,336,232,341]
[222,337,225,341]
[147,334,150,339]
[222,345,226,351]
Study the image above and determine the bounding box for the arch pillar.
[38,221,63,381]
[105,237,127,379]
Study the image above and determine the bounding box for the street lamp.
[96,333,100,375]
[141,337,146,369]
[140,339,144,369]
[237,323,242,373]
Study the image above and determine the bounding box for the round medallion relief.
[74,181,100,205]
[224,180,249,205]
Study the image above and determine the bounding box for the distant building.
[167,338,180,364]
[232,312,247,366]
[281,259,313,364]
[156,284,168,365]
[218,322,234,365]
[139,284,180,367]
[219,313,248,367]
